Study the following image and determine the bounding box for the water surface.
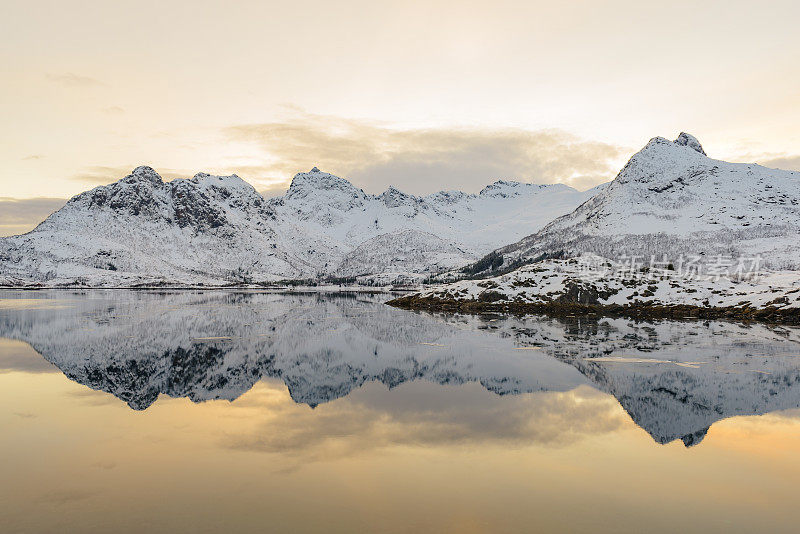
[2,290,800,533]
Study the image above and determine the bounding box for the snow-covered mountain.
[0,166,600,286]
[480,133,800,274]
[0,167,296,286]
[264,168,602,279]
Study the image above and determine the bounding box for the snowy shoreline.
[0,284,411,294]
[388,255,800,324]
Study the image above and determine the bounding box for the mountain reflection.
[2,290,800,448]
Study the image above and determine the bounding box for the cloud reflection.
[223,381,625,462]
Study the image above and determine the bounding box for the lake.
[2,290,800,533]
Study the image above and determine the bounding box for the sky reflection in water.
[2,290,800,533]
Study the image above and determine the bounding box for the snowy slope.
[334,230,471,278]
[486,133,800,273]
[0,166,600,286]
[267,168,602,277]
[397,253,800,314]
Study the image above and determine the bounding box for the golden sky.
[2,0,800,233]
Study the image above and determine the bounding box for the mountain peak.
[128,165,163,185]
[384,185,404,194]
[289,169,349,188]
[614,135,708,188]
[190,172,256,194]
[479,180,527,197]
[674,132,706,155]
[132,165,157,175]
[379,186,418,208]
[285,169,365,204]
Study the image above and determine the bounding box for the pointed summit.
[310,166,320,173]
[127,165,163,185]
[674,132,706,155]
[379,185,418,208]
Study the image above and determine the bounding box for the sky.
[2,0,800,235]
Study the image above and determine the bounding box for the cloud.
[65,388,118,406]
[70,165,188,185]
[101,106,125,114]
[0,197,66,237]
[224,112,627,194]
[70,165,143,184]
[258,182,293,199]
[46,72,105,87]
[37,489,98,505]
[731,149,800,173]
[22,154,44,160]
[92,461,117,470]
[757,155,800,172]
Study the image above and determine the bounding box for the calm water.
[2,290,800,533]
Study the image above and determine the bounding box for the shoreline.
[0,285,415,295]
[387,294,800,325]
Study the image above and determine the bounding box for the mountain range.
[2,131,799,287]
[481,132,800,275]
[0,166,599,286]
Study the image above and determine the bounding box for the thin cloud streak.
[729,150,800,173]
[46,72,105,87]
[70,165,189,185]
[757,155,800,173]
